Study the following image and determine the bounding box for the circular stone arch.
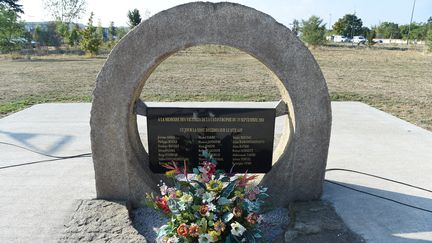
[90,2,331,207]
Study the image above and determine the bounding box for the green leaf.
[157,225,172,238]
[225,233,232,243]
[232,235,242,243]
[202,150,210,158]
[193,168,200,174]
[221,181,237,198]
[257,193,270,200]
[217,197,231,205]
[244,231,256,243]
[191,180,206,189]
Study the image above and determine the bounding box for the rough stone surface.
[90,2,331,207]
[60,200,146,242]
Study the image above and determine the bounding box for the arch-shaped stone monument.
[90,2,331,207]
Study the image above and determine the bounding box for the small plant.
[146,151,269,242]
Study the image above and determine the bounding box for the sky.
[20,0,432,28]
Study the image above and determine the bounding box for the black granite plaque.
[146,106,275,173]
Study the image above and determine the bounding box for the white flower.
[160,183,168,195]
[178,202,187,211]
[198,233,213,243]
[202,192,214,203]
[230,221,246,237]
[257,214,264,224]
[208,202,216,212]
[167,235,179,243]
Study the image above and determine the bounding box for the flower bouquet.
[145,150,269,243]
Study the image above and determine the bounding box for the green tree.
[108,21,116,41]
[56,21,70,44]
[374,22,401,39]
[0,0,23,14]
[68,23,80,46]
[300,15,326,47]
[96,20,106,42]
[333,14,363,37]
[291,19,300,36]
[366,29,376,47]
[33,25,42,43]
[0,6,25,51]
[400,22,428,41]
[127,8,141,28]
[80,12,101,55]
[427,23,432,52]
[45,21,61,46]
[116,26,129,40]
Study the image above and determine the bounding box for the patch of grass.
[1,45,431,132]
[143,93,279,102]
[0,95,91,115]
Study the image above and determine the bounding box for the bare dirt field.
[0,45,431,131]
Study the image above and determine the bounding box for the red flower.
[199,204,209,216]
[238,171,258,187]
[232,206,243,218]
[177,223,189,237]
[202,161,216,175]
[155,196,170,214]
[246,212,258,225]
[189,224,199,237]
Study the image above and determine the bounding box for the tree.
[127,8,141,28]
[366,29,376,47]
[68,23,80,46]
[300,15,326,47]
[33,25,42,44]
[291,19,300,36]
[44,0,86,23]
[108,21,116,41]
[400,22,428,41]
[374,22,400,39]
[80,12,101,55]
[0,6,25,51]
[0,0,23,14]
[116,26,128,40]
[56,21,70,44]
[333,14,364,37]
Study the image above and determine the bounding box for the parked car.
[333,35,349,43]
[353,36,366,44]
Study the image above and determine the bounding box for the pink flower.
[248,191,257,200]
[246,212,258,225]
[201,173,211,183]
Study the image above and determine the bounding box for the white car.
[353,36,366,44]
[333,35,349,43]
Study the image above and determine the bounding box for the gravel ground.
[61,200,363,242]
[131,207,290,242]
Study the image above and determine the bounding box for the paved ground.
[0,102,431,242]
[324,102,432,242]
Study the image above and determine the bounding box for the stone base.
[59,200,146,242]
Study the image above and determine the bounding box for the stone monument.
[90,2,331,207]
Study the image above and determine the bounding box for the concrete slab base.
[0,102,431,242]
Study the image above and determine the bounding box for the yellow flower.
[165,169,177,177]
[206,180,223,192]
[214,220,226,232]
[176,190,183,197]
[180,194,193,203]
[209,230,220,241]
